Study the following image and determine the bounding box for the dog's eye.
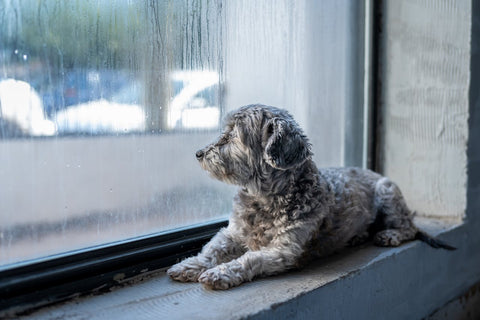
[216,132,231,146]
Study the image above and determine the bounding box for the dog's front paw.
[167,257,208,282]
[198,262,244,290]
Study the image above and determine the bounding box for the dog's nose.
[195,150,205,159]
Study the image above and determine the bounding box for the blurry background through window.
[0,0,364,267]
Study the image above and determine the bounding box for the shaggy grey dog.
[167,104,455,290]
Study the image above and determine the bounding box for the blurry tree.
[10,0,145,70]
[0,0,173,131]
[0,0,224,132]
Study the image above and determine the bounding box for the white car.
[0,79,56,136]
[55,70,221,134]
[168,70,221,130]
[54,99,146,135]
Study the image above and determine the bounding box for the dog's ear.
[263,117,312,170]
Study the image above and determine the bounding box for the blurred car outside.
[168,70,221,130]
[0,78,56,137]
[0,70,222,137]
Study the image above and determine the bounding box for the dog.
[167,104,455,290]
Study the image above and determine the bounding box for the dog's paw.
[374,229,402,247]
[167,257,207,282]
[198,263,244,290]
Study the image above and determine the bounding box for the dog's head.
[196,104,312,188]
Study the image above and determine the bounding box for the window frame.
[0,220,227,313]
[0,1,374,316]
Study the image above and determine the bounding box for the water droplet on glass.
[23,54,27,61]
[14,49,18,54]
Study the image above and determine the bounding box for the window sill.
[19,218,467,320]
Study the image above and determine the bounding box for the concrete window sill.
[21,218,460,320]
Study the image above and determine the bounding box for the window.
[1,0,234,267]
[0,0,368,313]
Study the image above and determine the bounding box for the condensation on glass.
[0,0,363,267]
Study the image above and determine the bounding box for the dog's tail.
[415,231,456,250]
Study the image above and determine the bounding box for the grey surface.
[253,224,474,320]
[17,219,459,320]
[427,282,480,320]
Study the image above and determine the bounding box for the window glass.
[0,0,363,267]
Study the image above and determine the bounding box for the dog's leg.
[197,223,315,290]
[198,217,322,290]
[372,177,418,247]
[167,227,245,282]
[198,246,300,290]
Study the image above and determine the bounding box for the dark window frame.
[0,220,227,314]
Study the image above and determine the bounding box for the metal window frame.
[0,220,227,315]
[342,0,379,170]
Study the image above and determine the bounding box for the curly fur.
[167,104,455,290]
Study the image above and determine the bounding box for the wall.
[427,281,480,319]
[379,0,470,219]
